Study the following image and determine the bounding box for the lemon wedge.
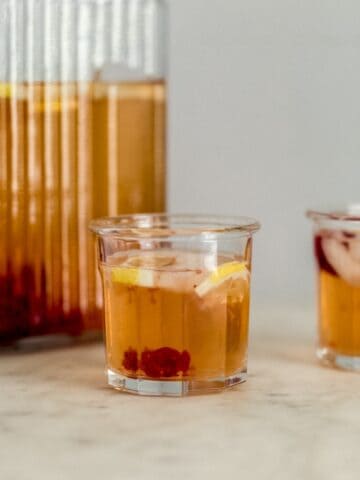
[0,84,28,99]
[110,253,176,288]
[111,267,155,288]
[195,261,248,297]
[0,84,12,98]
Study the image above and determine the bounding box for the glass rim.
[89,213,261,239]
[306,204,360,228]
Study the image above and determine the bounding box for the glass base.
[108,369,247,396]
[317,347,360,371]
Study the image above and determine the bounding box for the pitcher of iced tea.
[0,0,167,346]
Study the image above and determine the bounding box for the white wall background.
[167,0,360,306]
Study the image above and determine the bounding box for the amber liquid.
[102,252,250,380]
[315,233,360,356]
[0,81,166,343]
[319,271,360,356]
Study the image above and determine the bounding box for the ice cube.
[155,250,207,292]
[107,249,238,293]
[156,269,205,293]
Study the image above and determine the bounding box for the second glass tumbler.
[91,214,260,396]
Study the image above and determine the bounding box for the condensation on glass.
[0,0,167,345]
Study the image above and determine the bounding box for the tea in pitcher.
[0,0,167,345]
[0,80,166,344]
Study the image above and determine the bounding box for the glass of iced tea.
[307,205,360,370]
[90,214,260,396]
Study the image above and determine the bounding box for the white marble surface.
[1,306,360,480]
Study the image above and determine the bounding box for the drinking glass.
[307,205,360,370]
[90,214,260,396]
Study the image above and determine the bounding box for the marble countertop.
[1,306,360,480]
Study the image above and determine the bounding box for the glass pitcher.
[0,0,167,346]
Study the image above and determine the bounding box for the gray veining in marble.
[1,307,360,480]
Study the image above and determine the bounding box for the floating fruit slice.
[195,261,248,297]
[111,253,177,287]
[0,84,11,98]
[111,266,155,287]
[0,84,27,99]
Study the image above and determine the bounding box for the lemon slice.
[110,253,177,287]
[195,261,248,297]
[0,84,12,98]
[111,267,155,288]
[0,84,28,99]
